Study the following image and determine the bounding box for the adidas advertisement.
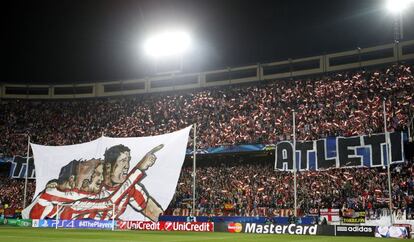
[335,225,375,237]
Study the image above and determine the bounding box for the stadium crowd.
[2,158,412,217]
[169,159,414,216]
[0,176,35,212]
[0,64,413,217]
[1,64,413,157]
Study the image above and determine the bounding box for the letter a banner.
[22,126,191,221]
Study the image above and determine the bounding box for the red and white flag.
[320,208,340,222]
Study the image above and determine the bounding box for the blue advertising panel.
[33,219,114,229]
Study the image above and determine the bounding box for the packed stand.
[1,158,413,218]
[1,63,413,217]
[0,177,35,212]
[169,159,414,216]
[0,64,413,157]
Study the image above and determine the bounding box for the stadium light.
[386,0,413,14]
[143,30,192,58]
[385,0,413,41]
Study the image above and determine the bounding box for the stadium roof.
[2,0,414,84]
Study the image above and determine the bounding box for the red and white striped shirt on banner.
[23,165,146,220]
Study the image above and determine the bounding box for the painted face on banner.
[89,163,104,193]
[76,159,103,193]
[58,176,76,191]
[111,151,131,184]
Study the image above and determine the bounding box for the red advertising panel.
[117,221,214,232]
[161,222,213,232]
[118,221,160,230]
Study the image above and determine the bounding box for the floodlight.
[143,30,192,58]
[386,0,413,13]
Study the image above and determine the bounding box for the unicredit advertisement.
[117,221,214,232]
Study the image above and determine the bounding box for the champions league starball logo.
[375,226,408,238]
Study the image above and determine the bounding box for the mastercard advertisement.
[227,222,243,233]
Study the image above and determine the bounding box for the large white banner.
[22,126,191,221]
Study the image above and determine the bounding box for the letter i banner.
[22,126,192,221]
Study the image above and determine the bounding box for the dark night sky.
[2,0,414,84]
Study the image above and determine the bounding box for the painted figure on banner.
[22,144,164,221]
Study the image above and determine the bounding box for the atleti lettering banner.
[275,132,404,171]
[10,156,35,179]
[22,126,191,221]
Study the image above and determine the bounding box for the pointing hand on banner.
[149,144,164,154]
[138,144,164,171]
